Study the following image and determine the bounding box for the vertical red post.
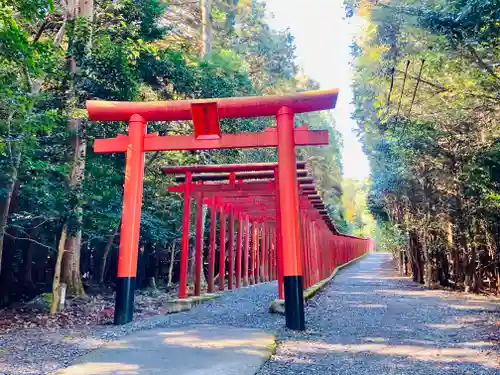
[268,227,273,281]
[228,207,235,290]
[324,234,328,278]
[260,223,266,282]
[276,106,305,330]
[308,221,314,286]
[312,222,318,284]
[302,217,309,288]
[304,218,310,286]
[334,238,337,268]
[179,172,192,299]
[114,114,146,325]
[235,213,243,288]
[322,230,327,278]
[256,222,261,283]
[321,231,326,279]
[194,190,204,296]
[267,226,272,281]
[274,167,284,300]
[208,198,216,293]
[273,228,278,281]
[219,204,226,291]
[244,217,250,285]
[250,221,257,284]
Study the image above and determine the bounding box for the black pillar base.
[114,277,136,325]
[284,275,305,331]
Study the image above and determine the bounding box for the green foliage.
[341,178,375,237]
[0,0,349,302]
[373,221,406,254]
[348,0,500,289]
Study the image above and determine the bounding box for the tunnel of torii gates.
[87,89,372,331]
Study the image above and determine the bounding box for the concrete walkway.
[55,325,275,375]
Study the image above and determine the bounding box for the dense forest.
[348,0,500,292]
[0,0,371,308]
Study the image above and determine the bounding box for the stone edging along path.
[269,252,370,314]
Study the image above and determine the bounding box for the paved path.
[55,325,275,375]
[52,253,500,375]
[258,253,500,375]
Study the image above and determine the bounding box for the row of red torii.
[88,89,372,330]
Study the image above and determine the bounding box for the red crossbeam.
[87,89,339,122]
[162,161,306,174]
[94,126,328,153]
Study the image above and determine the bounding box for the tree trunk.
[200,0,212,56]
[408,230,424,284]
[60,119,87,296]
[23,224,41,288]
[188,204,208,289]
[167,241,176,288]
[466,220,480,293]
[0,151,21,277]
[446,221,458,283]
[60,0,93,296]
[51,225,67,314]
[422,230,431,287]
[437,249,450,286]
[398,250,404,275]
[226,0,239,30]
[99,225,119,284]
[465,243,476,293]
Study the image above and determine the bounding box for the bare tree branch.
[4,232,55,250]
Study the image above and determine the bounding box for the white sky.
[264,0,370,179]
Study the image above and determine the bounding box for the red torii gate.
[163,162,313,301]
[164,163,372,309]
[88,90,339,330]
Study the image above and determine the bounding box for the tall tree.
[200,0,212,56]
[347,0,500,291]
[59,0,94,296]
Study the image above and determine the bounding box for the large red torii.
[88,89,339,330]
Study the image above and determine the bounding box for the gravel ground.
[0,282,283,375]
[257,253,500,375]
[1,253,499,374]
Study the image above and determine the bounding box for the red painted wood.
[274,167,284,299]
[208,200,216,293]
[235,214,243,289]
[219,205,226,291]
[192,102,221,140]
[179,172,192,299]
[162,162,306,174]
[260,223,266,282]
[87,89,339,121]
[255,222,260,284]
[94,127,329,153]
[276,107,302,277]
[194,190,204,296]
[228,207,235,290]
[250,222,257,285]
[117,115,146,278]
[243,217,250,285]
